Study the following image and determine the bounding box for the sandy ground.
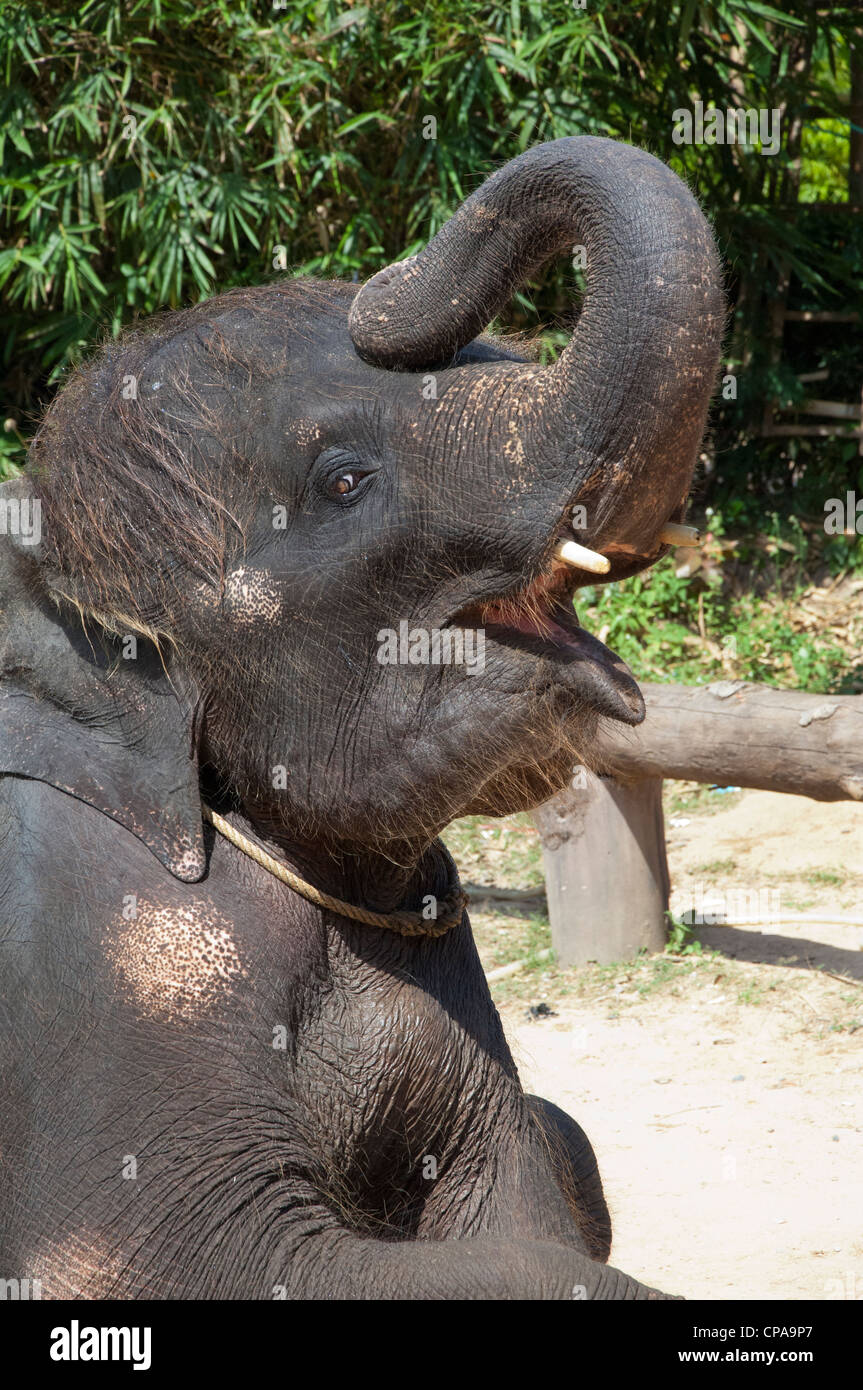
[497,790,863,1301]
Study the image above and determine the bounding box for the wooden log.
[764,424,863,439]
[782,310,861,323]
[533,774,669,966]
[796,399,862,421]
[593,681,863,803]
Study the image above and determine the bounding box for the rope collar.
[202,805,467,938]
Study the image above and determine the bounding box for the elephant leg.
[525,1094,612,1262]
[277,1215,661,1300]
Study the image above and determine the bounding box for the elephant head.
[2,137,723,882]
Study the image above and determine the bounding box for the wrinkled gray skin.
[0,138,723,1298]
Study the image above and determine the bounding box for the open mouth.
[461,555,581,646]
[450,515,699,726]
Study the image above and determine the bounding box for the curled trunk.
[350,136,725,573]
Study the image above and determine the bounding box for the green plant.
[804,868,847,887]
[696,858,738,877]
[665,911,704,956]
[577,546,861,693]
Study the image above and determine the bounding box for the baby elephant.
[0,136,722,1298]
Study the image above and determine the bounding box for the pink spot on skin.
[104,901,246,1021]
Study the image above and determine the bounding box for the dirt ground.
[452,787,863,1301]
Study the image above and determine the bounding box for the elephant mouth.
[451,527,645,726]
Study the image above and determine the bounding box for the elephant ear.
[0,480,207,882]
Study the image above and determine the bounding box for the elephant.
[0,136,723,1299]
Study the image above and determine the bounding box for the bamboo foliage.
[1,0,860,491]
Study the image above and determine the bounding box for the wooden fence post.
[533,773,669,966]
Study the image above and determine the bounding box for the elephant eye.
[329,472,361,497]
[324,467,373,501]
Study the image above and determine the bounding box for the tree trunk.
[532,774,669,966]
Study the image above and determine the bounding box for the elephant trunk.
[349,136,724,575]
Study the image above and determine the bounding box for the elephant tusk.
[555,540,611,574]
[659,523,701,548]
